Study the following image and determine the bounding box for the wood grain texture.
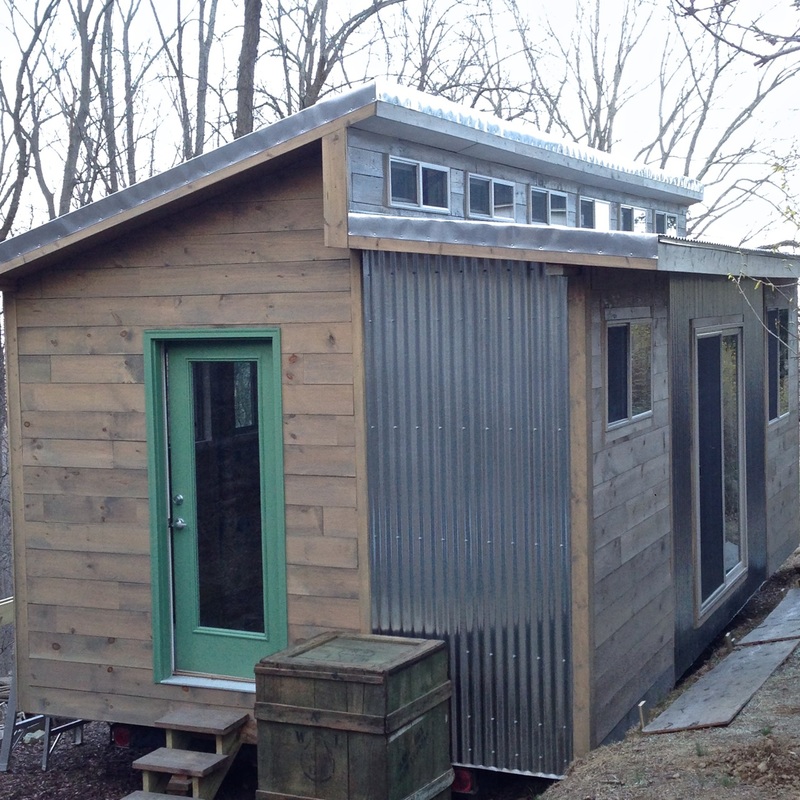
[9,152,364,726]
[588,272,674,748]
[643,639,799,733]
[568,274,593,757]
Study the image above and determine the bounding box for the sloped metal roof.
[0,80,705,279]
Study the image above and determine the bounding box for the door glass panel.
[721,334,741,574]
[696,329,744,608]
[192,360,264,633]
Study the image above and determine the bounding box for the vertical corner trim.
[322,128,349,250]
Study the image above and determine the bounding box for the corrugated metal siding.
[363,251,572,777]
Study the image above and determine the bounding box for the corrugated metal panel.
[363,251,572,777]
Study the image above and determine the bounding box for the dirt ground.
[539,547,800,800]
[0,550,799,800]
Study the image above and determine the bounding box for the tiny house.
[0,82,797,778]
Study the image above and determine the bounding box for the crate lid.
[255,632,445,682]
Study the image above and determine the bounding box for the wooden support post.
[569,271,594,757]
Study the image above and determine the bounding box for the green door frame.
[144,328,287,683]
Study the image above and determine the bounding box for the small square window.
[493,182,515,218]
[581,198,610,230]
[469,175,515,219]
[389,158,449,211]
[621,206,647,233]
[580,198,595,229]
[390,160,417,205]
[550,192,568,225]
[767,307,790,421]
[422,166,448,208]
[531,189,548,223]
[531,189,568,225]
[655,211,678,236]
[469,176,491,216]
[607,320,652,426]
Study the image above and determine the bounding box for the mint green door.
[166,340,287,679]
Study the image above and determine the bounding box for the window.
[468,175,515,219]
[767,307,790,421]
[607,319,652,426]
[531,189,568,225]
[694,325,746,612]
[389,158,449,211]
[655,211,678,236]
[620,205,647,233]
[580,198,610,230]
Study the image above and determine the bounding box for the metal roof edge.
[349,212,659,267]
[658,236,800,279]
[0,83,382,274]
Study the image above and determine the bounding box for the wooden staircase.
[123,708,249,800]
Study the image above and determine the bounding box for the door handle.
[172,518,187,531]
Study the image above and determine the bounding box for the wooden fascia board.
[0,103,377,278]
[322,127,350,249]
[348,234,657,270]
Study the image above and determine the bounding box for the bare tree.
[235,0,261,138]
[677,1,800,66]
[258,0,405,120]
[0,0,60,239]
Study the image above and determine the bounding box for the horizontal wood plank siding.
[588,270,675,746]
[10,148,364,725]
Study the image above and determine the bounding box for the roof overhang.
[658,237,800,279]
[349,213,659,269]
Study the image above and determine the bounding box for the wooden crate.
[255,632,453,800]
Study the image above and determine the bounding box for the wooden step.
[133,747,230,778]
[154,709,249,737]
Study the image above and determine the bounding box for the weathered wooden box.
[255,632,453,800]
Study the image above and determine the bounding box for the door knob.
[172,518,187,530]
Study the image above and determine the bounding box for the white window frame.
[530,188,568,226]
[388,157,450,212]
[468,174,516,220]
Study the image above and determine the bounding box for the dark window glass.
[531,190,548,223]
[768,307,790,420]
[469,176,491,216]
[580,198,595,228]
[390,160,417,205]
[192,360,264,633]
[550,193,567,225]
[621,206,634,231]
[494,182,515,218]
[607,325,629,423]
[607,321,652,425]
[655,212,678,236]
[422,166,448,208]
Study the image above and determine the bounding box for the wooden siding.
[8,148,364,726]
[764,286,800,574]
[588,270,675,746]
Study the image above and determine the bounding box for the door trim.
[144,328,286,684]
